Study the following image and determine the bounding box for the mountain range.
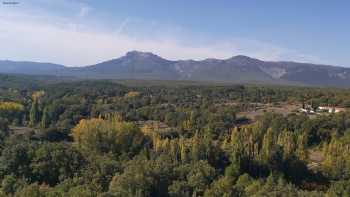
[1,51,350,87]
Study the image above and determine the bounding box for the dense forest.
[0,76,349,196]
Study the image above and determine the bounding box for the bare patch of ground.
[307,149,325,170]
[237,102,301,121]
[10,126,35,135]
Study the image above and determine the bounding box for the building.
[318,106,346,113]
[299,105,346,114]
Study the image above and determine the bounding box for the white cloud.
[78,6,91,17]
[0,2,323,67]
[116,18,130,34]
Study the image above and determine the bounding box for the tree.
[225,162,241,180]
[1,175,24,195]
[29,100,39,127]
[72,117,149,156]
[234,173,253,193]
[204,176,236,197]
[14,183,47,197]
[171,160,216,196]
[322,133,350,179]
[261,128,275,162]
[277,130,296,159]
[109,156,174,197]
[176,137,188,163]
[0,137,35,179]
[0,102,25,125]
[31,143,85,186]
[296,132,308,160]
[327,180,350,197]
[0,118,9,133]
[0,118,9,148]
[40,107,50,129]
[168,181,191,197]
[82,154,121,192]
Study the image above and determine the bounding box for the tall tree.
[29,100,39,127]
[40,107,50,129]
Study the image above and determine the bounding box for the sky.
[0,0,349,67]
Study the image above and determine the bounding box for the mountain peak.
[226,55,262,65]
[229,55,257,61]
[125,51,158,58]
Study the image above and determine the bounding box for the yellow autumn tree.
[72,117,148,156]
[31,90,45,101]
[261,128,274,162]
[277,130,296,159]
[322,134,350,179]
[124,91,140,98]
[0,102,25,123]
[0,102,24,112]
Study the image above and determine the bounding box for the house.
[299,105,346,114]
[334,107,346,113]
[318,106,346,113]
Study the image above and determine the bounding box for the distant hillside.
[0,60,66,75]
[1,51,350,87]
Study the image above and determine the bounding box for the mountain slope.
[174,56,276,83]
[0,60,66,75]
[259,61,350,87]
[76,51,179,79]
[1,51,350,87]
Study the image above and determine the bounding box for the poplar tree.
[40,107,49,128]
[261,128,274,162]
[29,100,39,127]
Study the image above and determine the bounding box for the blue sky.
[0,0,349,67]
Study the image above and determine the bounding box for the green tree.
[168,181,191,197]
[0,137,35,179]
[109,156,174,197]
[31,143,85,186]
[327,180,350,197]
[82,154,121,192]
[29,100,39,127]
[1,175,24,195]
[14,183,47,197]
[204,176,236,197]
[172,160,216,196]
[261,128,274,162]
[40,107,50,129]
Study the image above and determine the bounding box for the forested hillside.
[0,77,349,196]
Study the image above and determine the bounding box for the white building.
[318,106,345,113]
